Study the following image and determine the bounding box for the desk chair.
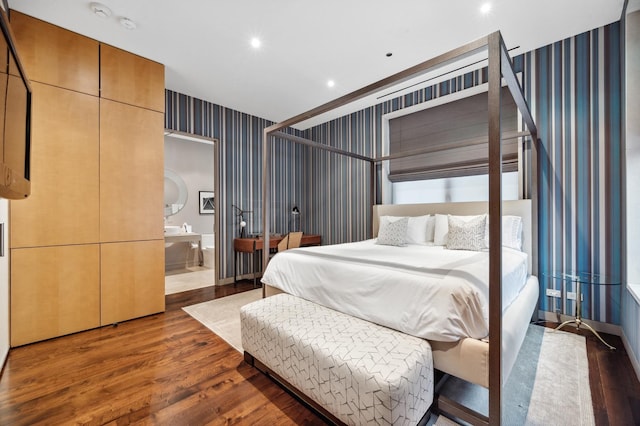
[277,231,303,252]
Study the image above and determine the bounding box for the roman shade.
[388,87,519,182]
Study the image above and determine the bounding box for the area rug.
[436,324,594,425]
[182,289,262,352]
[184,294,594,425]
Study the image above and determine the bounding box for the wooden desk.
[233,234,321,285]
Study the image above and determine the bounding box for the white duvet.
[262,239,528,342]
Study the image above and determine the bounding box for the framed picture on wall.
[199,191,214,214]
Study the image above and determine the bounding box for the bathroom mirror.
[164,169,188,216]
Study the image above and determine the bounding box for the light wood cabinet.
[8,15,165,346]
[11,245,100,347]
[100,44,164,112]
[101,240,165,325]
[11,82,99,248]
[10,11,99,95]
[100,99,164,243]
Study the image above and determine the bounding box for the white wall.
[624,9,640,382]
[164,135,215,234]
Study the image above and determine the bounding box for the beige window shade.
[389,87,518,182]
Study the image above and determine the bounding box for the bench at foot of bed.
[240,293,434,426]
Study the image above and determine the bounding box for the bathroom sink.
[164,225,182,235]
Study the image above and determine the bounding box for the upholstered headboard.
[373,200,534,275]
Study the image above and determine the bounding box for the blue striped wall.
[526,22,623,323]
[299,23,622,324]
[165,92,306,280]
[165,22,623,324]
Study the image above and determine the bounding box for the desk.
[544,271,620,349]
[234,234,321,286]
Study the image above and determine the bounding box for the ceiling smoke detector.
[90,2,112,19]
[119,17,137,30]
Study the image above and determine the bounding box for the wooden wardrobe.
[8,11,165,346]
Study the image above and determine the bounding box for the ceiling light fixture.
[327,80,335,88]
[119,17,137,30]
[250,37,261,49]
[480,2,492,14]
[90,2,112,18]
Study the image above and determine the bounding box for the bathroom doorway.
[163,131,219,294]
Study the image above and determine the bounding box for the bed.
[257,31,539,424]
[263,199,538,390]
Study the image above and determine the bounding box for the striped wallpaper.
[165,92,306,280]
[525,22,623,324]
[298,24,622,323]
[165,22,623,324]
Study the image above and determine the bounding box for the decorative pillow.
[446,214,487,251]
[383,215,429,244]
[484,215,523,251]
[434,214,486,246]
[376,216,409,246]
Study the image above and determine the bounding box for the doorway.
[163,131,219,293]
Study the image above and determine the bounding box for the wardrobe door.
[101,240,165,325]
[10,83,99,248]
[100,44,164,112]
[11,244,100,346]
[10,11,99,95]
[99,99,164,243]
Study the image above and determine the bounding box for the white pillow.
[381,215,433,244]
[434,214,486,245]
[376,216,409,246]
[425,215,436,242]
[447,214,487,251]
[484,215,523,251]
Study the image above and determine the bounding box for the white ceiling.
[9,0,627,129]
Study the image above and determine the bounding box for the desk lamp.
[232,204,251,238]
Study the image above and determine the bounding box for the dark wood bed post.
[261,127,272,298]
[487,31,503,426]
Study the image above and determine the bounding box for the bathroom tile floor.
[165,267,215,294]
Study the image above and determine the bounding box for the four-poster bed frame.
[259,31,539,425]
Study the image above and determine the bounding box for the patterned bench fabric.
[241,294,434,426]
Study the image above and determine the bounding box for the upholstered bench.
[240,293,434,426]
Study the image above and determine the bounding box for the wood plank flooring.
[538,321,640,426]
[0,281,326,425]
[0,280,638,425]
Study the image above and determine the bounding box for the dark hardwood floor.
[0,280,638,425]
[0,281,326,425]
[539,321,640,426]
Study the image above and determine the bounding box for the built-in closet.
[8,11,165,346]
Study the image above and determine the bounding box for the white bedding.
[262,239,528,342]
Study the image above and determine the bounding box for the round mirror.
[164,169,188,216]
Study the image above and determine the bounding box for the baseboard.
[621,330,640,384]
[537,310,622,336]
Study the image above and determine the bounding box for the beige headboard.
[373,200,534,275]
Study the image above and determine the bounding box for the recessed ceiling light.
[480,2,492,14]
[250,37,261,49]
[119,17,137,30]
[327,80,335,88]
[90,2,112,18]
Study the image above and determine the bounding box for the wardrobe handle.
[0,223,4,257]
